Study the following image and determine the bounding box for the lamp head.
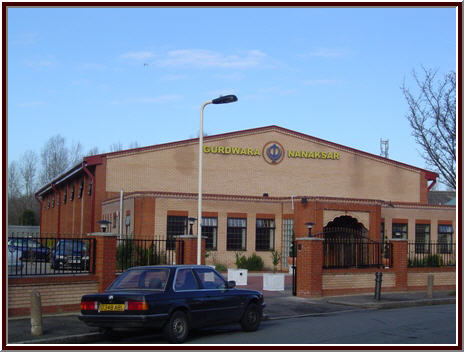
[212,95,238,104]
[97,219,111,232]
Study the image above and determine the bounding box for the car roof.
[128,265,214,270]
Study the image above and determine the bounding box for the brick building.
[35,125,456,269]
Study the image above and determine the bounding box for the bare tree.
[40,135,70,184]
[69,141,84,166]
[109,142,123,152]
[20,150,38,209]
[128,141,140,149]
[8,160,21,200]
[401,67,456,190]
[86,146,101,156]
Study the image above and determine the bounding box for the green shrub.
[215,263,227,272]
[424,254,441,267]
[117,242,167,270]
[271,250,281,273]
[235,252,264,271]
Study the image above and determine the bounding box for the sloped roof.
[95,125,438,178]
[428,191,456,205]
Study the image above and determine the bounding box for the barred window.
[202,217,218,251]
[255,219,275,251]
[415,224,430,254]
[438,224,453,254]
[227,218,246,251]
[78,179,84,199]
[392,223,408,240]
[167,216,187,250]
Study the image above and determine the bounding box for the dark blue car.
[51,239,90,270]
[79,265,265,343]
[8,238,50,262]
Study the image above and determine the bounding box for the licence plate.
[99,304,125,312]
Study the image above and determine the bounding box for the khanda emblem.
[263,141,284,164]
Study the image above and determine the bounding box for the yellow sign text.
[287,150,340,160]
[203,145,261,156]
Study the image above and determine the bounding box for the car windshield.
[109,268,170,290]
[60,241,86,251]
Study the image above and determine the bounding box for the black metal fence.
[7,237,96,276]
[323,238,392,269]
[408,242,456,267]
[116,238,184,273]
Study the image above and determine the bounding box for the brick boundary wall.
[8,278,99,317]
[297,238,456,298]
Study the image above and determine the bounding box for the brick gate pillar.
[88,232,118,293]
[295,237,324,298]
[390,239,408,291]
[175,235,206,265]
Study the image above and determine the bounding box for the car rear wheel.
[164,310,189,343]
[240,302,261,332]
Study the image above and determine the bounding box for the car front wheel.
[240,302,262,332]
[164,310,189,343]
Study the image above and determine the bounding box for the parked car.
[51,239,90,270]
[8,238,50,262]
[8,247,23,275]
[79,265,265,343]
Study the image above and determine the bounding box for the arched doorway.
[322,216,380,268]
[323,215,368,239]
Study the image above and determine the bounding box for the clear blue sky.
[7,6,457,173]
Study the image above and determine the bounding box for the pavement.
[7,274,456,345]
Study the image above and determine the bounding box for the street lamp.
[305,222,314,237]
[97,219,111,233]
[198,95,238,265]
[188,217,197,235]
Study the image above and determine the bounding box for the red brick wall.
[134,197,156,238]
[295,238,323,297]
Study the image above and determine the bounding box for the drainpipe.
[34,194,43,235]
[82,162,96,233]
[51,183,61,236]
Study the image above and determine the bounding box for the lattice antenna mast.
[380,138,389,158]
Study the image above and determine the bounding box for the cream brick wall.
[106,129,422,203]
[8,281,98,309]
[152,197,288,269]
[322,272,396,290]
[407,271,456,287]
[381,206,456,242]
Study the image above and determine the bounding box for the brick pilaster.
[175,235,206,265]
[295,237,324,297]
[88,232,117,292]
[391,239,408,291]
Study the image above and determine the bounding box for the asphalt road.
[94,304,457,345]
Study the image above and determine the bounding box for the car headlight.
[58,255,65,259]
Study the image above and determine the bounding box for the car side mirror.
[227,280,236,289]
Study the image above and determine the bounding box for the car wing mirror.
[227,280,236,289]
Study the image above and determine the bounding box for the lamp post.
[198,95,238,265]
[305,222,314,237]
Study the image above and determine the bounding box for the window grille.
[227,218,246,251]
[202,217,218,250]
[438,224,453,254]
[167,216,187,250]
[255,219,275,251]
[392,223,408,240]
[415,224,430,253]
